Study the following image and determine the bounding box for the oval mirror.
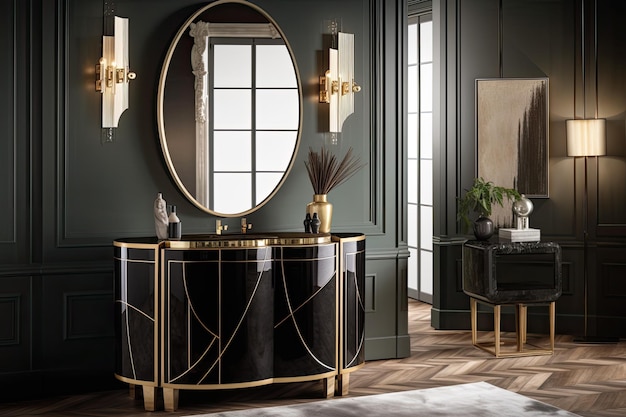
[158,0,302,217]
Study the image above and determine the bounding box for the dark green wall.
[0,0,409,400]
[432,0,626,337]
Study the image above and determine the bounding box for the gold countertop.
[115,232,335,248]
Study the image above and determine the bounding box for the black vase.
[310,213,321,234]
[473,216,494,240]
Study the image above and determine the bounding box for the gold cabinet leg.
[163,388,179,412]
[128,383,137,399]
[323,376,335,398]
[142,386,157,412]
[335,373,350,396]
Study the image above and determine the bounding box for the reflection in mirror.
[158,1,301,217]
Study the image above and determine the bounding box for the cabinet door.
[338,236,366,371]
[274,243,337,379]
[114,245,159,384]
[219,248,274,383]
[162,247,273,386]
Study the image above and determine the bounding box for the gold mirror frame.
[157,0,302,217]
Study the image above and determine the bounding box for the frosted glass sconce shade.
[566,119,606,157]
[319,32,361,133]
[96,16,136,128]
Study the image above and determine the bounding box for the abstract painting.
[476,78,549,199]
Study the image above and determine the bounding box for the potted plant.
[457,177,521,239]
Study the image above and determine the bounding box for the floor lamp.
[566,119,615,343]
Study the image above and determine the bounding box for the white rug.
[184,382,580,416]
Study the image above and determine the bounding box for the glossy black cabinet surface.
[336,235,366,371]
[163,247,274,386]
[114,243,159,386]
[274,244,337,379]
[113,233,365,411]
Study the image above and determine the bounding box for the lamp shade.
[566,118,606,157]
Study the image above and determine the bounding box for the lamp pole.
[582,155,589,339]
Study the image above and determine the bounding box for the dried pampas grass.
[305,146,364,195]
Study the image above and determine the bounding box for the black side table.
[462,240,562,357]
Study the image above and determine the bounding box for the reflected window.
[210,38,297,213]
[188,21,298,213]
[161,4,301,217]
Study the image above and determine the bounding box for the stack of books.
[498,228,541,242]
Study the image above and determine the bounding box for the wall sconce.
[566,119,606,157]
[95,16,136,141]
[319,31,361,139]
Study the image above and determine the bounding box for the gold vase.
[306,194,333,233]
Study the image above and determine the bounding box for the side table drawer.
[462,240,562,304]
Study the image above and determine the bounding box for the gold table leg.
[470,297,477,346]
[549,301,555,352]
[470,298,555,357]
[493,304,501,357]
[517,304,528,352]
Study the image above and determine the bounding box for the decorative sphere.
[512,194,533,218]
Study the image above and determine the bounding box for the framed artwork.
[475,78,549,198]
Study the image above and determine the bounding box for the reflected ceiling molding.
[189,21,282,126]
[198,22,280,38]
[95,15,136,143]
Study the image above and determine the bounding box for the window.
[208,39,298,213]
[407,14,433,303]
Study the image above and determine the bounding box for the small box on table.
[498,228,540,243]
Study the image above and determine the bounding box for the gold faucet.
[241,217,253,234]
[216,219,228,235]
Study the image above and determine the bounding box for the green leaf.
[456,177,522,233]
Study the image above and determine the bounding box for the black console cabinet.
[114,233,365,411]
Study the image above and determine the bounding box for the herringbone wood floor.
[1,300,625,416]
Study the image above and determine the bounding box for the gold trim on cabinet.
[274,370,338,384]
[114,240,160,249]
[162,378,275,391]
[165,235,332,249]
[114,374,159,387]
[160,247,165,387]
[335,241,340,376]
[114,234,333,250]
[331,235,366,244]
[338,361,365,375]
